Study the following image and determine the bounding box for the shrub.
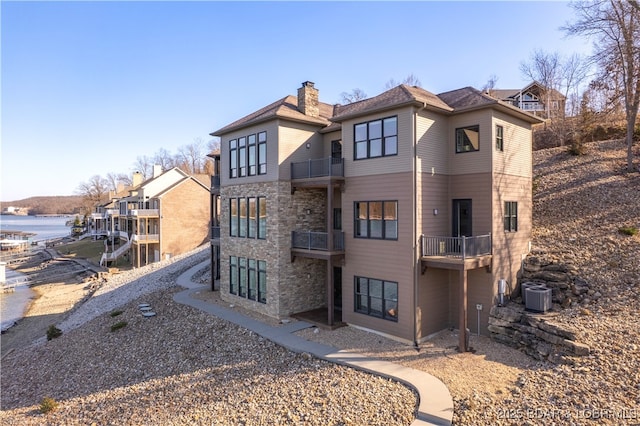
[618,226,638,236]
[109,310,123,317]
[110,321,128,332]
[40,397,59,414]
[46,325,62,341]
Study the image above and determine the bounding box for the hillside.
[0,195,85,215]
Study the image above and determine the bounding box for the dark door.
[452,199,472,237]
[333,267,342,311]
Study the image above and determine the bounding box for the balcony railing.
[291,230,344,251]
[211,175,220,190]
[129,209,159,217]
[421,234,492,260]
[132,233,160,242]
[211,226,220,239]
[291,157,344,180]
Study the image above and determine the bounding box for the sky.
[1,1,594,201]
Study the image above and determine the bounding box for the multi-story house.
[490,81,566,119]
[100,166,210,268]
[210,81,542,351]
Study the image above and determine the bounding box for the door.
[452,199,472,237]
[333,267,342,312]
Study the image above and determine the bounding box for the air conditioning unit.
[525,287,552,313]
[521,282,544,304]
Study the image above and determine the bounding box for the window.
[354,116,397,160]
[229,256,267,304]
[230,256,238,294]
[229,139,238,178]
[504,201,518,232]
[354,276,398,321]
[229,132,267,179]
[258,132,267,175]
[496,125,504,152]
[229,196,267,239]
[248,134,257,176]
[354,201,398,240]
[456,125,480,153]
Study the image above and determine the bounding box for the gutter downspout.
[412,103,427,350]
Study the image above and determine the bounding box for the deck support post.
[459,268,468,352]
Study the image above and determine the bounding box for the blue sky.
[1,1,592,201]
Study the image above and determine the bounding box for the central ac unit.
[525,287,552,313]
[521,282,544,304]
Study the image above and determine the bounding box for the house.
[490,82,566,119]
[210,81,542,351]
[100,166,211,268]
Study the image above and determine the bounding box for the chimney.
[132,171,144,187]
[153,164,163,178]
[297,81,319,117]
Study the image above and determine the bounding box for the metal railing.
[291,230,344,251]
[291,157,344,180]
[129,209,159,217]
[211,226,220,239]
[421,234,492,260]
[211,175,220,190]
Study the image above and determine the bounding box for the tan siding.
[218,121,280,185]
[493,111,533,178]
[343,106,414,178]
[418,268,450,337]
[341,172,415,341]
[450,173,493,235]
[448,110,493,175]
[416,109,450,175]
[418,172,450,236]
[322,130,342,158]
[277,120,325,180]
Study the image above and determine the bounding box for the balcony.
[291,230,345,262]
[129,209,159,217]
[131,233,160,243]
[290,158,344,191]
[421,234,492,271]
[210,225,220,245]
[211,175,220,193]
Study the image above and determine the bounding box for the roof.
[490,82,566,101]
[211,95,334,136]
[331,84,453,122]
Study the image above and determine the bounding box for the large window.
[354,116,397,160]
[456,125,480,153]
[354,276,398,321]
[496,125,504,152]
[504,201,518,232]
[354,201,398,240]
[230,196,266,239]
[229,256,267,303]
[229,131,267,178]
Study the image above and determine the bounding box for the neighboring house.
[210,81,542,351]
[101,166,210,268]
[490,82,566,119]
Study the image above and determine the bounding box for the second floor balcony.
[421,234,492,271]
[290,157,344,191]
[131,233,160,243]
[291,230,345,262]
[210,225,220,244]
[129,209,159,218]
[210,175,220,193]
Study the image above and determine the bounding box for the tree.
[153,148,176,171]
[175,138,208,174]
[339,88,367,104]
[76,175,110,215]
[564,0,640,171]
[133,155,153,179]
[481,74,499,96]
[385,73,422,89]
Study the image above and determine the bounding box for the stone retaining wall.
[489,303,590,363]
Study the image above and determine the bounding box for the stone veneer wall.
[219,181,328,319]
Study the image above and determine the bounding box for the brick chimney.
[132,171,144,187]
[297,81,319,117]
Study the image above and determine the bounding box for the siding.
[343,106,414,178]
[416,109,450,175]
[341,172,416,341]
[417,268,450,338]
[418,172,450,237]
[492,111,533,178]
[322,130,342,158]
[449,173,493,235]
[448,110,494,175]
[277,120,325,180]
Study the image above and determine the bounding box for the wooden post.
[459,268,468,352]
[327,185,334,326]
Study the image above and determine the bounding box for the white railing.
[100,240,132,266]
[132,234,160,242]
[129,209,159,217]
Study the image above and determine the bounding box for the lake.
[1,215,73,331]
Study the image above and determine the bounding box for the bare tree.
[481,74,499,96]
[175,138,207,174]
[339,88,367,104]
[207,137,221,153]
[153,148,176,171]
[564,0,640,171]
[385,73,422,89]
[133,155,153,179]
[76,175,110,215]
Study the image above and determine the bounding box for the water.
[0,215,72,331]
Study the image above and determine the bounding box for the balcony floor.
[421,254,492,271]
[290,248,344,263]
[291,307,345,330]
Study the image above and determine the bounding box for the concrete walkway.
[174,260,454,426]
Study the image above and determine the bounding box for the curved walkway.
[174,260,453,426]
